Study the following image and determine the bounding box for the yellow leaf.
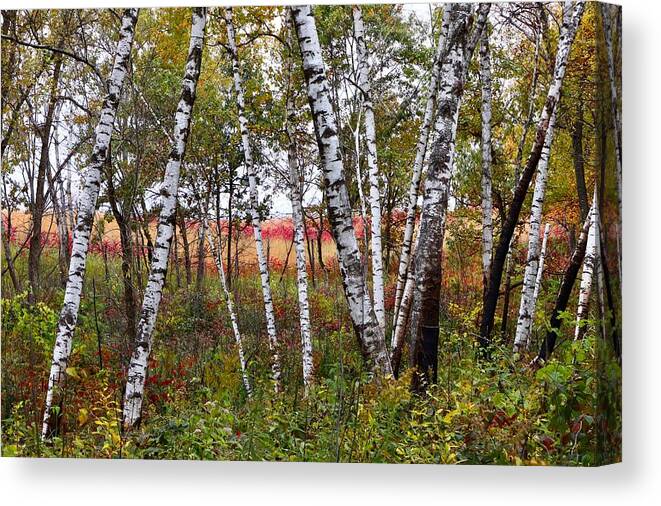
[65,367,79,379]
[78,408,89,426]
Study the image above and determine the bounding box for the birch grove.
[2,3,622,464]
[42,8,139,439]
[225,6,282,390]
[480,1,585,345]
[123,8,206,428]
[291,4,391,376]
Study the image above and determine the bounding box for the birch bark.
[42,8,139,440]
[206,219,252,396]
[391,7,453,333]
[479,28,493,302]
[480,1,585,345]
[513,110,557,352]
[575,190,598,340]
[353,5,385,331]
[285,35,314,389]
[224,7,281,391]
[291,5,391,376]
[122,8,206,429]
[528,222,551,334]
[406,3,482,389]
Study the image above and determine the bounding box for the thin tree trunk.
[353,5,385,331]
[528,223,551,337]
[224,6,281,391]
[285,46,314,389]
[28,50,63,303]
[42,8,139,440]
[195,194,210,294]
[513,109,558,352]
[575,189,598,340]
[206,217,251,396]
[480,1,585,346]
[534,212,591,364]
[178,212,192,286]
[479,28,493,304]
[291,4,391,376]
[122,8,206,429]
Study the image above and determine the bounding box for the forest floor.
[1,238,621,465]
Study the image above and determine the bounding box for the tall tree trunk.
[28,50,63,304]
[573,101,589,221]
[528,223,551,337]
[406,3,484,391]
[513,109,558,352]
[534,213,591,364]
[291,4,391,376]
[575,189,599,340]
[122,8,206,429]
[480,1,585,346]
[285,51,314,389]
[224,6,281,391]
[479,28,493,304]
[42,8,139,440]
[391,7,454,334]
[206,215,251,396]
[353,5,385,331]
[195,193,210,294]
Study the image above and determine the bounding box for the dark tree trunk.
[178,211,192,286]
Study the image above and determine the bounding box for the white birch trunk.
[285,49,314,389]
[224,7,281,391]
[42,8,139,440]
[353,5,385,332]
[513,110,558,352]
[206,220,252,396]
[391,7,453,333]
[528,223,551,334]
[291,5,391,376]
[123,8,206,429]
[575,189,599,340]
[479,28,493,299]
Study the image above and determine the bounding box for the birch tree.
[513,111,558,352]
[353,5,385,331]
[284,30,313,389]
[205,218,252,396]
[528,222,551,335]
[391,7,453,333]
[123,7,206,429]
[479,28,493,303]
[575,189,599,340]
[291,4,391,376]
[41,8,139,440]
[480,1,585,346]
[224,6,281,390]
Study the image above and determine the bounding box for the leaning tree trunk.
[480,1,585,346]
[391,7,454,334]
[206,217,252,396]
[534,213,591,364]
[291,4,391,376]
[42,8,139,440]
[123,8,206,429]
[479,28,493,304]
[406,3,480,391]
[575,190,599,340]
[513,109,558,352]
[353,5,385,331]
[285,39,314,389]
[224,6,281,391]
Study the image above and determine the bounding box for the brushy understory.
[1,249,621,465]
